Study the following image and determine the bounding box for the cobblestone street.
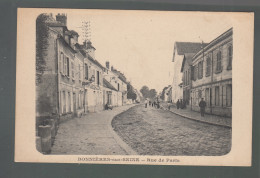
[112,104,231,156]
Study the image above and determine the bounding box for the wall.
[171,49,184,103]
[190,34,232,117]
[36,28,59,118]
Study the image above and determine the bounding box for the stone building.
[190,28,232,117]
[76,41,104,113]
[181,53,194,106]
[36,13,84,125]
[111,66,128,105]
[171,42,208,103]
[103,61,128,107]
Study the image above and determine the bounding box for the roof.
[192,28,233,61]
[111,68,127,84]
[58,35,77,54]
[103,78,117,91]
[181,53,194,72]
[70,30,79,36]
[175,42,208,55]
[75,43,104,69]
[86,41,96,50]
[75,43,86,57]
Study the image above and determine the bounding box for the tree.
[36,14,50,85]
[127,82,137,100]
[140,86,150,99]
[140,86,157,100]
[149,89,157,99]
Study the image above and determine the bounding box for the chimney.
[56,13,67,26]
[106,61,110,69]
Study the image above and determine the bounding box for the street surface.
[112,104,231,156]
[51,104,136,155]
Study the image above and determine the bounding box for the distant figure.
[149,101,151,106]
[176,99,180,109]
[199,98,206,117]
[183,100,186,109]
[157,101,160,109]
[180,99,183,109]
[145,99,148,108]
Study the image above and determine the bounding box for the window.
[206,57,211,76]
[188,69,190,85]
[78,93,81,109]
[194,65,197,81]
[64,56,67,75]
[68,92,71,112]
[197,63,200,79]
[198,89,202,98]
[60,52,64,73]
[183,72,186,86]
[118,83,120,91]
[226,84,232,106]
[185,72,187,85]
[67,57,70,76]
[79,64,81,80]
[71,62,74,79]
[227,45,232,70]
[216,51,222,73]
[85,64,88,80]
[215,86,219,106]
[198,61,203,79]
[97,71,100,85]
[63,91,66,113]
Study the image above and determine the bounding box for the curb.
[109,104,138,155]
[161,106,231,129]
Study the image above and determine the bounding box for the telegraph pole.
[81,20,91,42]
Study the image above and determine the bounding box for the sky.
[66,10,233,93]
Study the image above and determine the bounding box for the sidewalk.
[160,102,231,128]
[51,104,137,155]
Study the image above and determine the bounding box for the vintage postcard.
[15,8,254,166]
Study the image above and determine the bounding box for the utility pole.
[82,20,91,42]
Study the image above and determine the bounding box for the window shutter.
[60,52,63,73]
[64,57,67,75]
[201,60,204,78]
[191,66,194,80]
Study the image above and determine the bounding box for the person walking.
[176,99,180,109]
[145,99,148,108]
[199,98,206,117]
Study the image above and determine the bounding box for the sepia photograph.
[15,8,253,166]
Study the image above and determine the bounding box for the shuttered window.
[206,57,211,76]
[227,45,232,70]
[60,52,64,74]
[85,64,88,79]
[216,51,222,73]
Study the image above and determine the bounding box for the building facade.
[171,42,207,103]
[36,13,133,128]
[181,53,193,105]
[190,28,232,117]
